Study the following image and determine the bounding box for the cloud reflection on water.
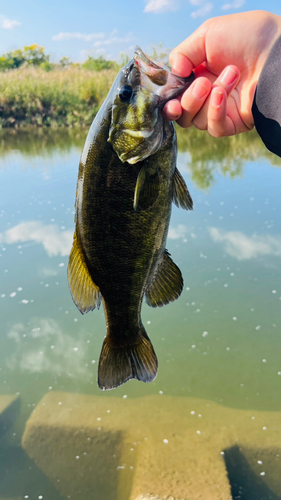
[168,224,196,240]
[209,227,281,260]
[0,221,72,256]
[6,318,92,381]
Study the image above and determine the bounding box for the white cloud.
[208,227,281,261]
[221,0,244,10]
[53,32,105,42]
[0,15,21,29]
[189,0,204,5]
[93,32,134,48]
[6,318,92,381]
[144,0,179,13]
[0,221,73,257]
[191,2,213,18]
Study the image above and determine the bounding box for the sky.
[1,0,281,63]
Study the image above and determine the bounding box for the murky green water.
[0,128,281,499]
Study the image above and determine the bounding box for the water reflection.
[209,227,281,261]
[0,128,86,160]
[0,128,281,499]
[6,318,92,381]
[0,221,72,256]
[1,126,281,186]
[176,126,281,189]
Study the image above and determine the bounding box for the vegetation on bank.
[0,66,117,127]
[0,44,123,128]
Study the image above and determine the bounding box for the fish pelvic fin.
[98,327,158,390]
[145,249,183,307]
[68,230,101,314]
[173,167,193,210]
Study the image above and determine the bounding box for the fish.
[68,46,194,390]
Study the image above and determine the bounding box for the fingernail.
[193,81,209,99]
[212,91,223,107]
[220,67,238,86]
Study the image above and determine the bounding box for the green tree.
[82,55,117,72]
[22,44,49,66]
[0,44,49,71]
[59,56,72,68]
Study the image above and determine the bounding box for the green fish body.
[68,47,194,390]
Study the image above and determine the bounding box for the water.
[0,128,281,499]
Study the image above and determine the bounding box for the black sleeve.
[252,35,281,157]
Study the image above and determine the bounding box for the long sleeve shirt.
[252,35,281,157]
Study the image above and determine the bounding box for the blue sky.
[1,0,281,62]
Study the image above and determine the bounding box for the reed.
[0,66,117,128]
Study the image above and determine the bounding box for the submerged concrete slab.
[0,395,20,439]
[22,392,281,500]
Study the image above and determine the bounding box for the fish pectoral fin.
[173,167,193,210]
[67,230,101,315]
[145,249,183,307]
[133,166,160,211]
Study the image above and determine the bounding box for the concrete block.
[22,392,281,500]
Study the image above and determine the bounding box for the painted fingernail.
[220,67,238,86]
[212,91,223,107]
[193,81,209,99]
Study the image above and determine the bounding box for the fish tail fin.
[98,327,158,391]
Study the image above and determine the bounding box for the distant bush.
[82,55,117,72]
[0,44,50,71]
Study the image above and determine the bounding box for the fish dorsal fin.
[68,230,101,314]
[173,167,193,210]
[145,249,183,307]
[134,166,160,211]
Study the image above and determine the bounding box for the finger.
[170,23,209,77]
[192,66,240,131]
[162,99,182,121]
[213,65,240,92]
[207,88,236,137]
[170,52,194,78]
[175,77,212,128]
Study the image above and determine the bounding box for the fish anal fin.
[98,327,158,390]
[67,230,101,314]
[134,166,160,211]
[145,249,183,307]
[173,167,193,210]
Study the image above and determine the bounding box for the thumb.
[170,25,208,77]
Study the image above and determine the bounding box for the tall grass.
[0,66,117,128]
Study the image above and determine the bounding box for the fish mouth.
[133,45,195,107]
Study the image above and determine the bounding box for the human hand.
[163,11,281,136]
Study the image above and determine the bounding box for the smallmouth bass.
[68,47,194,390]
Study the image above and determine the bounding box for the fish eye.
[119,85,133,102]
